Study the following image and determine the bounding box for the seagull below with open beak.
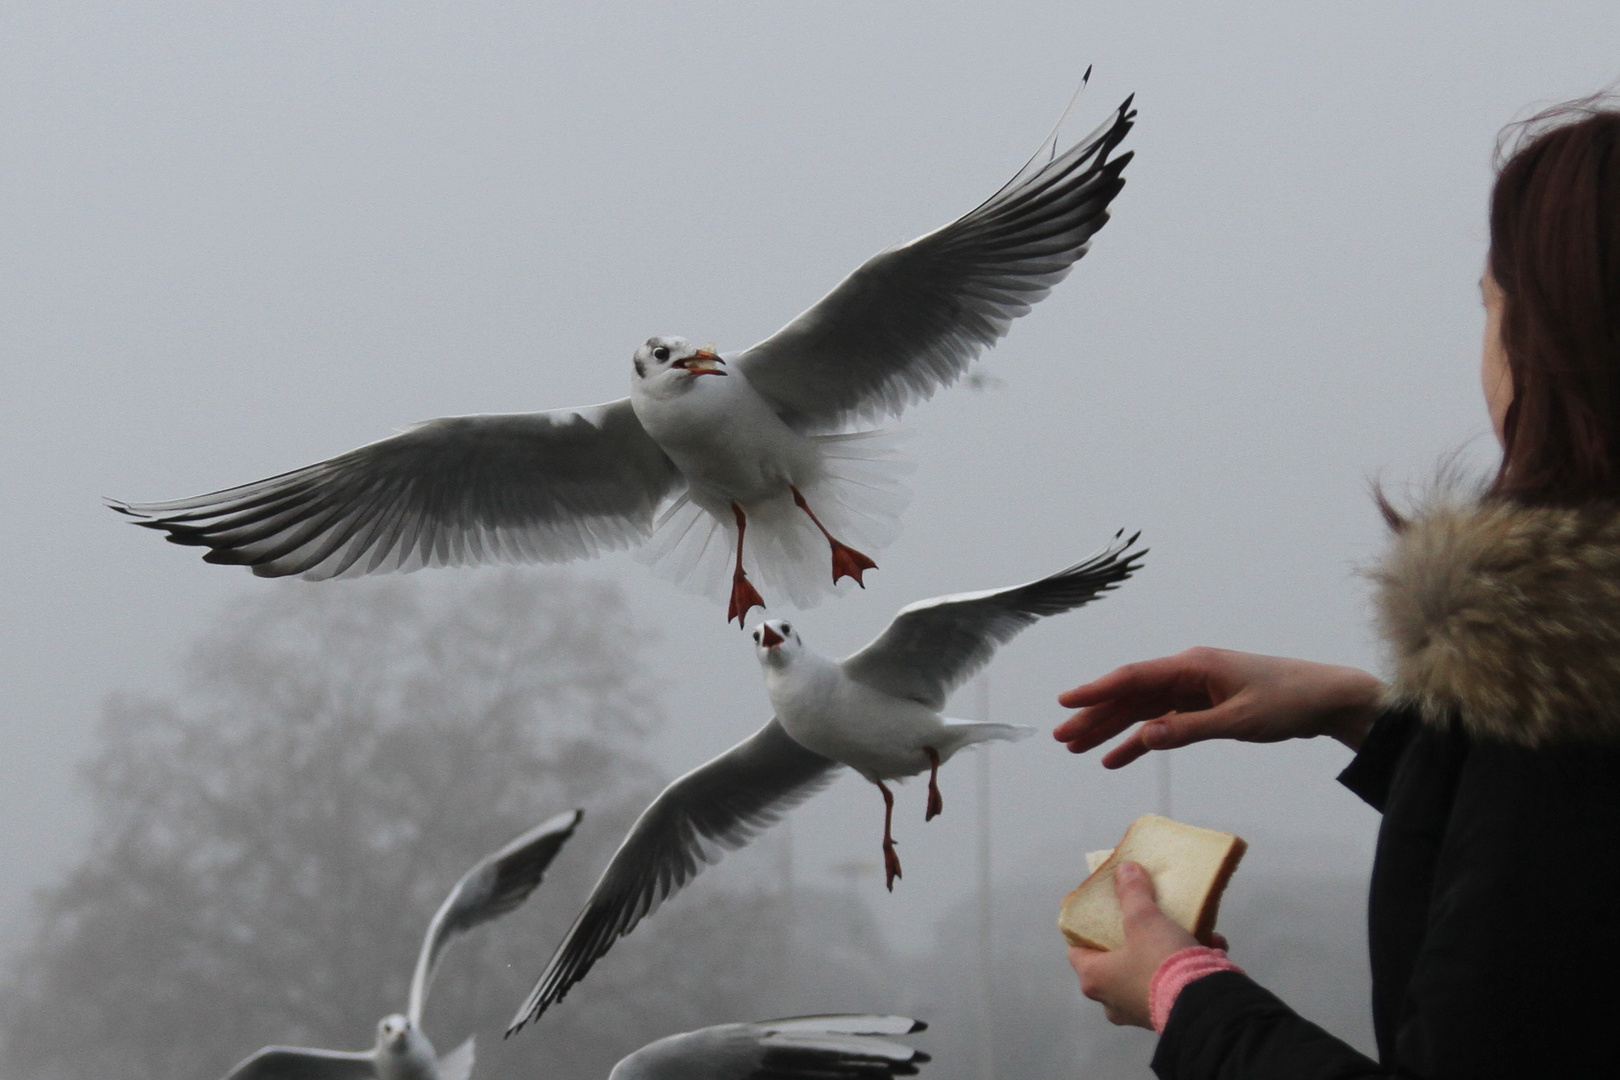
[506,532,1144,1033]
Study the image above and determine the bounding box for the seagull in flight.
[506,534,1144,1033]
[609,1015,930,1080]
[110,92,1136,624]
[219,809,581,1080]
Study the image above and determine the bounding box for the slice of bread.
[1058,814,1246,951]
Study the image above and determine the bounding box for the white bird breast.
[630,367,823,506]
[766,652,945,782]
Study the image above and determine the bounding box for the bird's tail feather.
[941,720,1037,754]
[638,428,912,610]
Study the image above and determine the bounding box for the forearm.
[1152,972,1384,1080]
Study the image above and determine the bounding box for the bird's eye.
[780,623,791,635]
[653,346,670,362]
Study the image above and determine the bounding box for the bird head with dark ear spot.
[632,336,725,387]
[751,619,801,667]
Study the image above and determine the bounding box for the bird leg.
[728,503,766,626]
[924,747,943,821]
[790,486,877,586]
[877,779,902,891]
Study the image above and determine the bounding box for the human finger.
[1114,861,1163,926]
[1052,689,1200,746]
[1069,946,1116,1002]
[1054,704,1143,752]
[1097,701,1250,769]
[1098,728,1153,769]
[1208,932,1229,951]
[1057,654,1217,711]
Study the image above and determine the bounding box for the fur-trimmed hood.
[1373,496,1620,746]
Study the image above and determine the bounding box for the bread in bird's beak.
[675,350,727,375]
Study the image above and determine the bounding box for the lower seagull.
[609,1015,930,1080]
[220,809,581,1080]
[507,532,1144,1033]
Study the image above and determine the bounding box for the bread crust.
[1190,835,1247,944]
[1057,815,1246,951]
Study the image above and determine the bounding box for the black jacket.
[1153,499,1620,1079]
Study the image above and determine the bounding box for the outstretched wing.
[407,808,582,1025]
[110,400,683,579]
[734,95,1134,431]
[609,1016,930,1080]
[842,531,1145,710]
[219,1046,375,1080]
[436,1036,476,1080]
[507,721,842,1034]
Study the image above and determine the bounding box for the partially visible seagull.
[219,809,581,1080]
[110,91,1136,625]
[506,534,1144,1033]
[609,1015,930,1080]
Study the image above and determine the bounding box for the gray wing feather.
[110,400,683,579]
[219,1046,375,1080]
[436,1036,476,1080]
[407,809,582,1025]
[735,97,1134,431]
[610,1017,930,1080]
[842,532,1145,710]
[507,721,842,1034]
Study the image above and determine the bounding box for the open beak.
[675,349,727,376]
[760,624,784,648]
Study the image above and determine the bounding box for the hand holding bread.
[1053,647,1385,767]
[1061,815,1246,1029]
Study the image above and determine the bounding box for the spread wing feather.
[507,721,842,1034]
[218,1046,375,1080]
[609,1016,930,1080]
[407,809,582,1025]
[110,401,683,579]
[735,96,1135,431]
[842,532,1145,710]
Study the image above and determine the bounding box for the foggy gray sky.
[6,2,1620,955]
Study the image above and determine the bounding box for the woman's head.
[1488,99,1620,504]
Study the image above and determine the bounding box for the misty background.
[5,3,1620,1077]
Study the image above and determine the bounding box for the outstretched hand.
[1053,647,1385,768]
[1068,861,1218,1028]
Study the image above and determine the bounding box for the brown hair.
[1488,98,1620,504]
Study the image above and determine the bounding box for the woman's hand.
[1054,647,1385,768]
[1068,862,1210,1028]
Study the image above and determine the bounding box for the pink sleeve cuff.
[1148,945,1244,1033]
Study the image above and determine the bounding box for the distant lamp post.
[974,675,996,1080]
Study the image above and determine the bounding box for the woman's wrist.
[1315,665,1385,751]
[1148,945,1245,1033]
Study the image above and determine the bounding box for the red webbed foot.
[830,540,878,587]
[728,572,766,626]
[883,838,903,892]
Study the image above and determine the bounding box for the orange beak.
[675,349,727,376]
[760,624,784,648]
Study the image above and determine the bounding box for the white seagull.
[219,809,581,1080]
[506,534,1144,1033]
[609,1015,930,1080]
[110,93,1135,624]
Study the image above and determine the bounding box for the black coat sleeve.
[1337,706,1420,813]
[1151,972,1380,1078]
[1151,727,1620,1079]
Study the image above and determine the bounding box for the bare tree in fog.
[0,572,898,1080]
